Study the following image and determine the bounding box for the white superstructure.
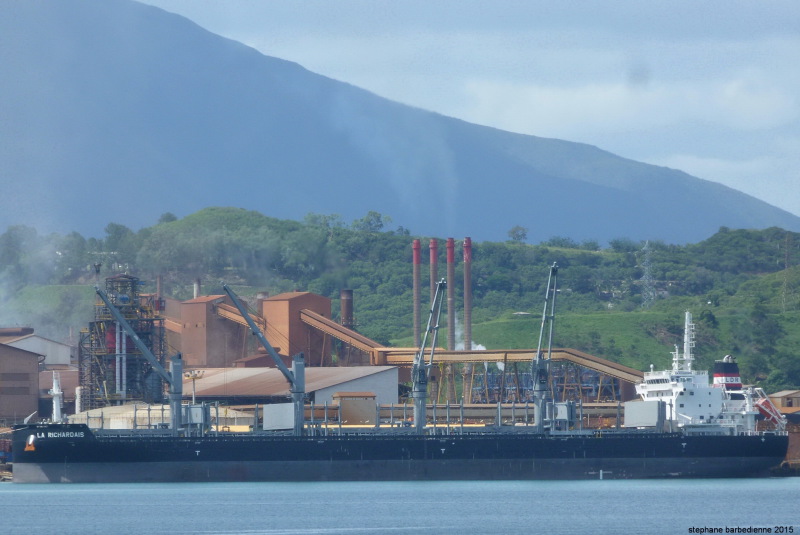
[635,311,785,435]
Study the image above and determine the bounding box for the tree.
[304,213,344,230]
[543,236,578,248]
[103,223,138,267]
[507,225,528,244]
[351,211,390,233]
[55,231,88,282]
[609,238,640,253]
[158,212,178,224]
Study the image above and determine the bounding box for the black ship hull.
[11,424,789,483]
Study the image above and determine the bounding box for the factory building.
[0,327,74,367]
[1,327,80,422]
[0,342,40,425]
[160,290,333,369]
[162,294,248,368]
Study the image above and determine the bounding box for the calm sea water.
[1,478,798,534]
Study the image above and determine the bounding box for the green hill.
[2,208,800,392]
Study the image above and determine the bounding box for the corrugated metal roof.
[263,292,311,301]
[188,366,396,398]
[771,390,800,398]
[0,333,34,344]
[183,295,226,304]
[0,329,36,344]
[0,327,34,337]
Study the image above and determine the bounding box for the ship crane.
[95,287,185,435]
[412,278,447,433]
[533,263,558,434]
[222,284,305,436]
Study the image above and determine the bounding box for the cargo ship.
[10,268,789,483]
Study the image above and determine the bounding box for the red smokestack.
[464,237,472,351]
[447,238,456,350]
[412,239,421,347]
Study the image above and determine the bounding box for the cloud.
[458,72,796,139]
[650,137,800,215]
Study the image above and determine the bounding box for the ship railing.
[713,418,739,426]
[642,371,671,381]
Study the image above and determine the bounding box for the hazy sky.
[140,0,800,217]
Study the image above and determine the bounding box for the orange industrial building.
[155,282,644,405]
[160,291,336,369]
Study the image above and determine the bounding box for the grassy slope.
[392,306,799,382]
[392,311,677,371]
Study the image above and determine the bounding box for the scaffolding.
[469,362,622,404]
[78,274,167,410]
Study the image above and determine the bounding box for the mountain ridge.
[2,0,798,243]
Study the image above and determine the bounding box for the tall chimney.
[463,237,473,351]
[447,238,456,351]
[429,239,438,304]
[340,289,354,329]
[193,278,201,299]
[412,240,421,347]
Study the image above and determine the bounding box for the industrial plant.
[5,239,654,426]
[3,238,799,430]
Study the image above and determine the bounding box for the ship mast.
[672,311,695,372]
[533,263,558,434]
[683,311,695,371]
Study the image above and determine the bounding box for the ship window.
[679,404,684,408]
[690,392,694,395]
[680,392,684,396]
[699,415,704,420]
